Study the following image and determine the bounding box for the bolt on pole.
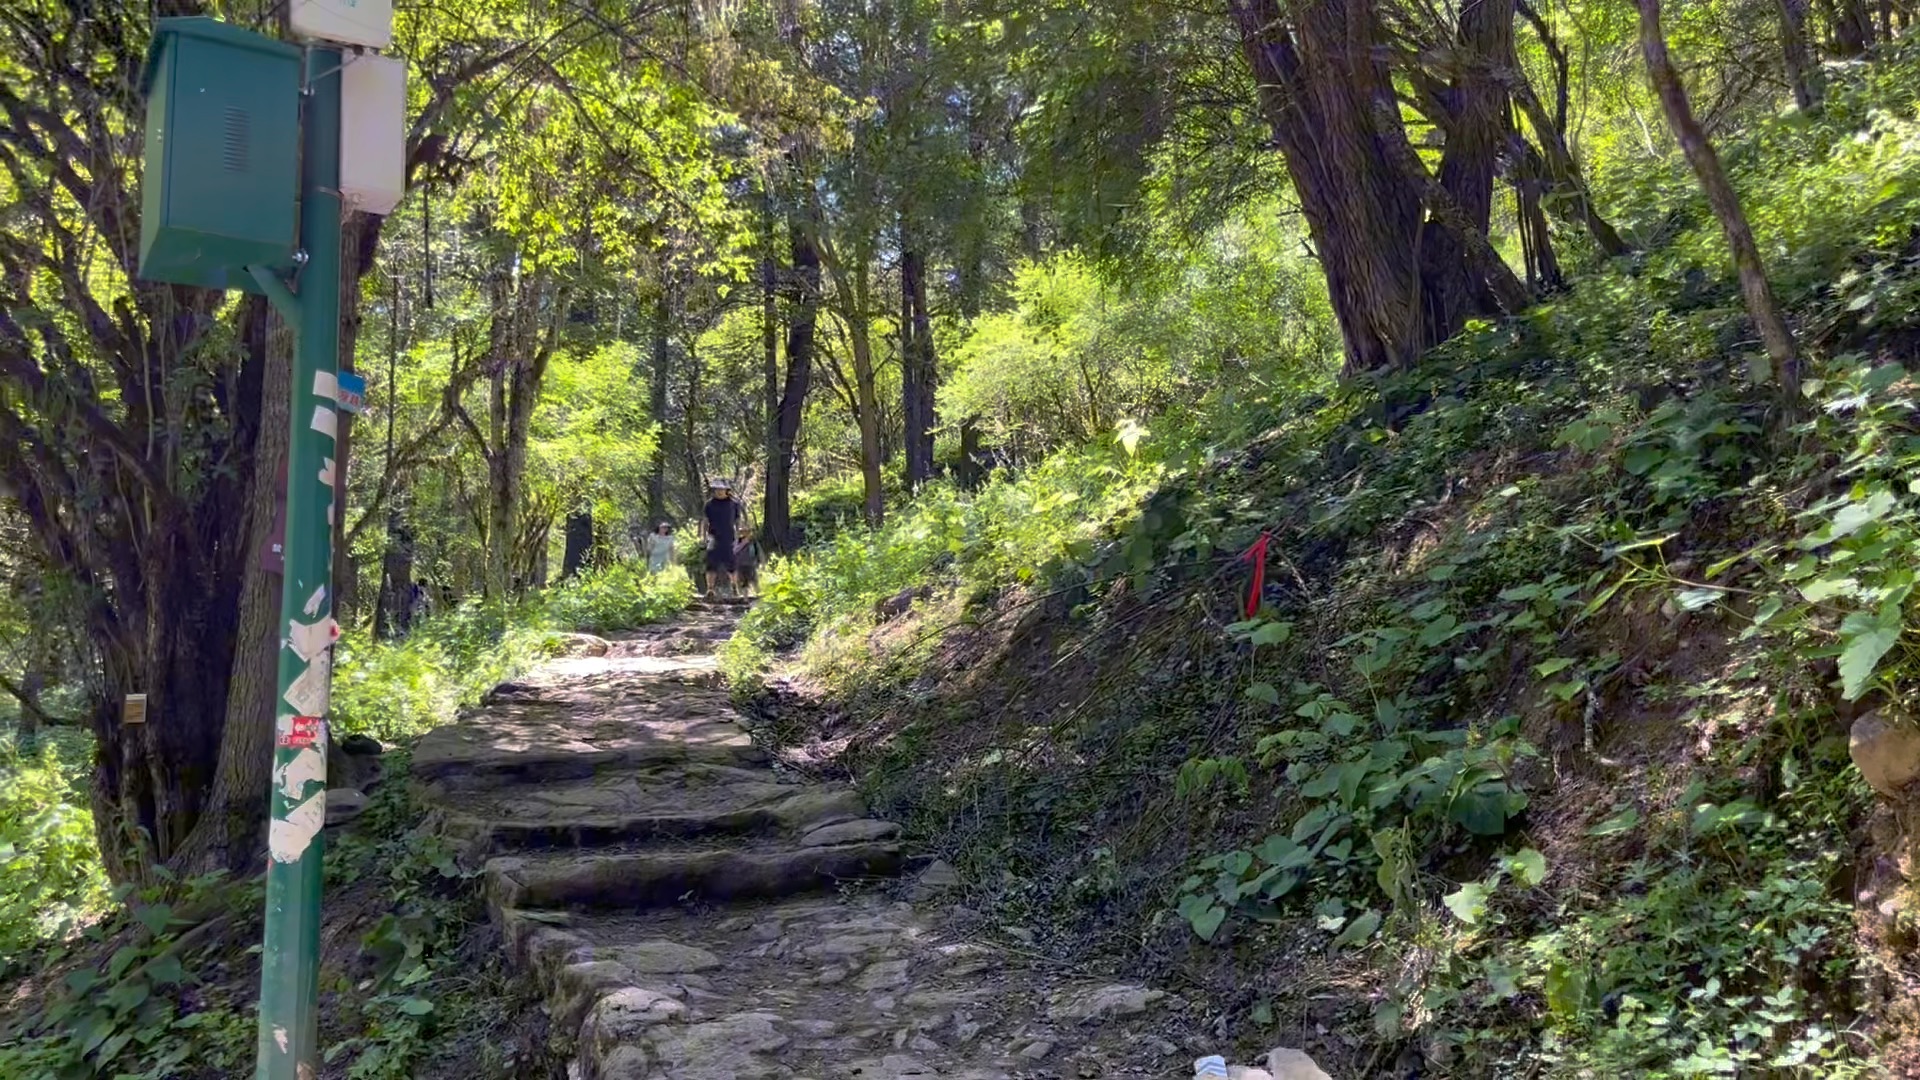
[251,43,343,1080]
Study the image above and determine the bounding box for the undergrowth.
[0,752,539,1080]
[0,561,675,1077]
[335,561,689,742]
[731,46,1920,1078]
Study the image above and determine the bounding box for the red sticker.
[279,715,322,749]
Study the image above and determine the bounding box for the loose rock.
[1051,983,1166,1021]
[1019,1039,1056,1061]
[1851,711,1920,796]
[324,788,367,827]
[1265,1047,1333,1080]
[609,940,723,974]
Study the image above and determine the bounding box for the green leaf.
[1416,614,1461,647]
[1675,587,1725,611]
[1532,657,1576,677]
[396,996,435,1016]
[1506,848,1548,888]
[107,946,141,981]
[145,953,186,987]
[1244,682,1280,706]
[1179,894,1227,941]
[1826,490,1898,541]
[1839,603,1904,700]
[1450,789,1511,836]
[1249,621,1292,646]
[1801,574,1860,602]
[135,903,173,937]
[1544,961,1589,1018]
[1443,881,1491,925]
[1331,909,1382,948]
[1587,806,1641,837]
[1254,833,1310,870]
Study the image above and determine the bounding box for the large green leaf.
[1442,881,1491,925]
[1838,603,1904,700]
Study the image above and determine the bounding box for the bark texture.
[1638,0,1801,398]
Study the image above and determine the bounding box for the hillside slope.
[725,51,1920,1079]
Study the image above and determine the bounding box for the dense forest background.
[3,0,1920,1075]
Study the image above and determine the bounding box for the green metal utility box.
[138,18,302,292]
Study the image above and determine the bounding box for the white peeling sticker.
[269,791,326,863]
[283,652,331,716]
[303,585,326,617]
[319,457,335,489]
[311,405,337,439]
[312,371,338,401]
[274,1026,289,1053]
[288,617,338,661]
[273,747,326,800]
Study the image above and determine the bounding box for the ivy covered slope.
[725,50,1920,1080]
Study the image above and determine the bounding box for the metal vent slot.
[221,107,250,173]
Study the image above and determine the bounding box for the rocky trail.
[408,600,1326,1080]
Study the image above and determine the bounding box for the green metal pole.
[255,43,342,1080]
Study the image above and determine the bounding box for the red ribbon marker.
[1240,532,1271,618]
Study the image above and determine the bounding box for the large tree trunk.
[482,270,561,600]
[901,241,937,491]
[165,299,289,877]
[766,221,819,553]
[1638,0,1800,399]
[1778,0,1822,110]
[1228,0,1510,375]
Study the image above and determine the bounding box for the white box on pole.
[339,53,406,216]
[290,0,393,50]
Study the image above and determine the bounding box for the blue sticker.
[336,371,367,414]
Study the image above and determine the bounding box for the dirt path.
[409,600,1206,1080]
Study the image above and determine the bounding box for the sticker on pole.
[288,617,339,661]
[273,747,327,799]
[276,713,325,750]
[336,371,367,414]
[284,652,331,716]
[269,791,327,863]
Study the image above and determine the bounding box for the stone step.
[495,893,1193,1080]
[412,705,764,791]
[427,763,884,853]
[484,839,906,914]
[499,895,1019,1080]
[687,597,754,612]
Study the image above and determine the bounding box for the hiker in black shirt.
[699,479,744,597]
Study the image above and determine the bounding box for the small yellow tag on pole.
[123,693,148,725]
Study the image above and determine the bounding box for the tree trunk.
[1638,0,1800,399]
[1514,162,1564,292]
[647,283,671,528]
[766,221,818,553]
[374,504,412,640]
[901,241,936,491]
[1228,0,1507,375]
[561,510,594,579]
[850,258,886,528]
[1778,0,1822,110]
[762,192,781,520]
[1833,0,1874,53]
[820,234,887,529]
[163,297,287,877]
[1510,4,1632,256]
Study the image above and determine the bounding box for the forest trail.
[407,600,1216,1080]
